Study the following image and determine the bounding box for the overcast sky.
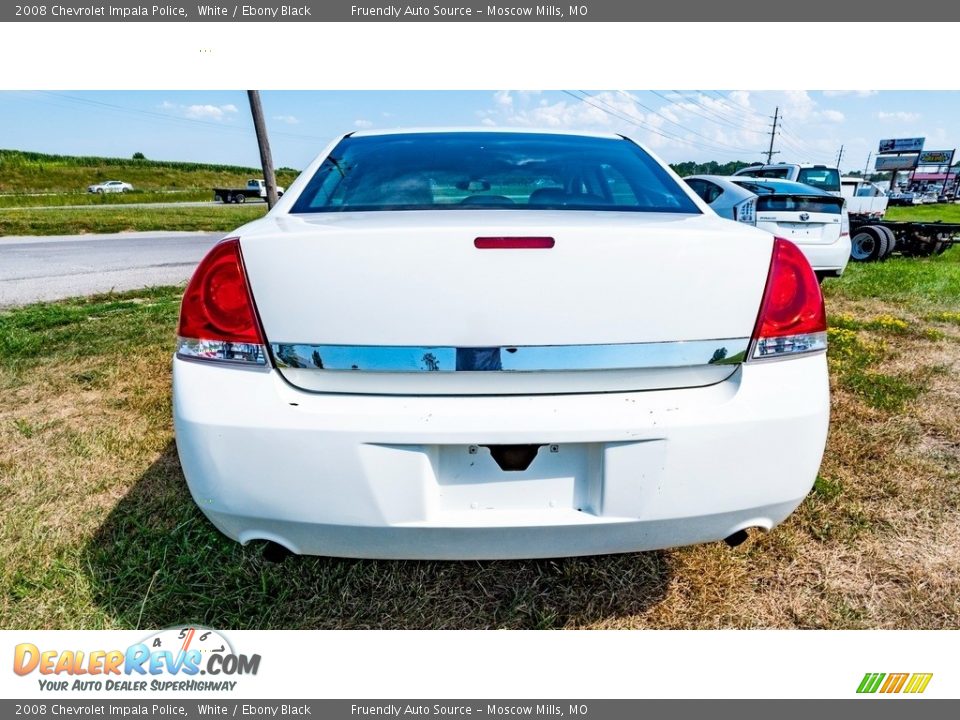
[2,90,954,172]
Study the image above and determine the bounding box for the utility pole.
[863,151,871,179]
[247,90,279,209]
[836,144,844,169]
[765,106,780,164]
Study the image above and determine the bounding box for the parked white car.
[87,180,133,193]
[173,129,830,560]
[686,175,850,279]
[733,163,842,197]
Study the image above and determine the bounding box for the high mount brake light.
[748,237,827,361]
[474,237,555,249]
[176,238,268,365]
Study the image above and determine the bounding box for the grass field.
[0,190,214,209]
[0,205,266,236]
[0,149,299,198]
[885,203,960,223]
[1,247,958,629]
[0,149,295,235]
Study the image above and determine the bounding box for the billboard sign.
[918,150,955,165]
[875,154,919,171]
[878,137,925,153]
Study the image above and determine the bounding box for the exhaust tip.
[724,529,750,548]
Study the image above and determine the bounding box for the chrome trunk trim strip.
[270,338,750,373]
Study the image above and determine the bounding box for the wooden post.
[247,90,279,209]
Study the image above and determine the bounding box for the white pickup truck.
[840,176,888,220]
[213,179,285,204]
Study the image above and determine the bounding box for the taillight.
[733,197,756,225]
[840,204,850,237]
[748,237,827,361]
[176,237,267,365]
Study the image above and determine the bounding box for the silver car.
[87,180,133,194]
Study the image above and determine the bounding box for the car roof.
[724,176,834,196]
[739,163,835,170]
[348,127,624,140]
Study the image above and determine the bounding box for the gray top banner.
[1,0,949,22]
[1,701,958,719]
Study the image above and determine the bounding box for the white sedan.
[685,175,851,280]
[87,180,133,193]
[173,129,830,560]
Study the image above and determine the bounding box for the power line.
[613,90,758,153]
[701,90,845,165]
[562,91,753,157]
[679,90,771,132]
[647,90,746,132]
[33,91,328,143]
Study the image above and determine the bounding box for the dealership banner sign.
[875,154,919,171]
[918,150,955,165]
[878,137,925,153]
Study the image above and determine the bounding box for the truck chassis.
[849,217,960,262]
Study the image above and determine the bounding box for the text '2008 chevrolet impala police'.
[172,129,830,560]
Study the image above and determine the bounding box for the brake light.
[176,237,267,365]
[474,237,555,249]
[733,197,756,225]
[840,203,850,237]
[748,237,827,360]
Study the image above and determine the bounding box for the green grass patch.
[825,245,960,314]
[884,203,960,223]
[0,205,266,236]
[825,326,931,412]
[0,149,299,198]
[0,287,183,372]
[0,190,215,208]
[927,310,960,326]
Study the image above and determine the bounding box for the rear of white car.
[172,130,830,559]
[732,178,850,278]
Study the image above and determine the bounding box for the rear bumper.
[799,235,852,274]
[173,353,830,559]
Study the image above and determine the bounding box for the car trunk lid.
[238,210,773,395]
[755,194,844,245]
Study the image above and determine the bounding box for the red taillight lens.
[176,238,267,365]
[749,237,827,360]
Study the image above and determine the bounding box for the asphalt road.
[0,231,223,306]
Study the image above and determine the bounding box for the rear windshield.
[756,196,843,214]
[737,167,790,179]
[733,180,842,213]
[797,167,841,193]
[290,132,700,214]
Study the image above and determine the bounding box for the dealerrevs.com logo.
[13,627,260,692]
[857,673,933,694]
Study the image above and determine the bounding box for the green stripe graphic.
[856,673,885,693]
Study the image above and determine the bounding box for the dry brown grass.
[1,284,958,630]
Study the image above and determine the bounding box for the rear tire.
[850,226,888,262]
[876,226,897,259]
[235,194,246,204]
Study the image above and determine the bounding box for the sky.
[1,90,956,173]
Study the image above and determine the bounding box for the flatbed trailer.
[848,217,960,262]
